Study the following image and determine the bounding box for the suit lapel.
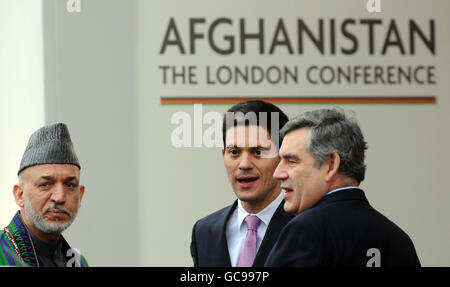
[213,200,237,267]
[252,200,293,267]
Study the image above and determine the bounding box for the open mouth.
[237,175,259,183]
[281,186,293,200]
[281,186,293,192]
[236,175,259,188]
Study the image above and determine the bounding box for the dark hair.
[280,108,367,183]
[222,100,289,149]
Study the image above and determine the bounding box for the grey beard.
[23,194,78,234]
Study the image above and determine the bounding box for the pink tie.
[237,215,261,267]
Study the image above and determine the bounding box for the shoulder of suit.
[287,190,376,228]
[287,198,349,227]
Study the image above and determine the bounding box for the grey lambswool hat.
[18,123,81,175]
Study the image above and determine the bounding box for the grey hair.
[280,108,367,183]
[18,173,25,186]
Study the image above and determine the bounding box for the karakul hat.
[18,123,80,175]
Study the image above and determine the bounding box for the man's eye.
[229,149,239,155]
[254,150,262,156]
[39,183,49,188]
[66,183,76,188]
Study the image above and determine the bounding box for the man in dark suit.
[190,100,293,267]
[265,108,421,267]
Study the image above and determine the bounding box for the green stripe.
[0,250,9,265]
[0,245,10,265]
[0,232,14,265]
[8,217,33,265]
[81,255,89,267]
[8,221,26,262]
[0,231,14,250]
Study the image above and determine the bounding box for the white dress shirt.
[226,191,284,267]
[325,186,362,196]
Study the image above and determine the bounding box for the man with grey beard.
[0,123,88,267]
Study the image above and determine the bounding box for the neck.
[328,176,359,192]
[20,211,61,245]
[241,188,281,214]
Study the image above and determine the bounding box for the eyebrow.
[64,176,79,182]
[226,144,239,149]
[251,145,271,150]
[38,176,79,182]
[280,153,300,161]
[225,145,272,151]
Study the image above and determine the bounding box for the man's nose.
[238,152,254,170]
[50,183,66,204]
[273,162,287,180]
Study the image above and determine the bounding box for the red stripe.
[160,97,436,104]
[3,228,23,261]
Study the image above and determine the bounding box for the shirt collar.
[325,186,362,197]
[237,190,284,228]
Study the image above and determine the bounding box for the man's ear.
[80,185,85,201]
[324,152,340,182]
[13,184,25,208]
[222,148,225,157]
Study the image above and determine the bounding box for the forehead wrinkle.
[23,165,80,182]
[39,175,55,181]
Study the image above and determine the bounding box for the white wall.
[41,0,138,266]
[0,0,45,226]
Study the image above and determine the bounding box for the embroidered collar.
[5,211,39,266]
[4,211,87,267]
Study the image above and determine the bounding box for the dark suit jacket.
[265,189,421,267]
[190,199,293,267]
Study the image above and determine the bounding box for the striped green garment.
[0,211,88,267]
